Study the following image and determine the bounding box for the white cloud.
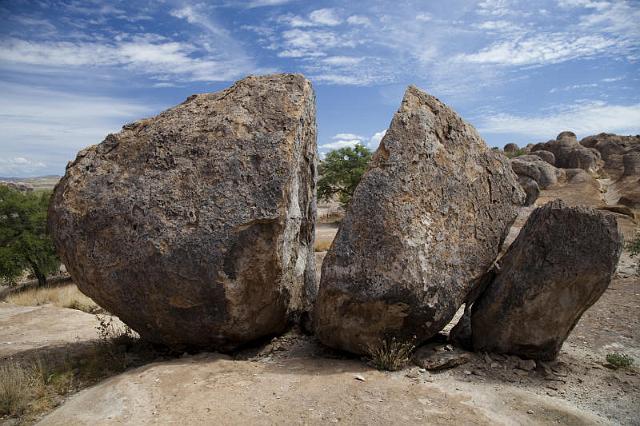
[245,0,295,7]
[0,36,257,82]
[369,130,387,148]
[346,15,371,26]
[0,82,155,176]
[458,34,618,66]
[322,56,364,65]
[309,9,342,26]
[0,157,47,176]
[320,139,362,150]
[478,101,640,138]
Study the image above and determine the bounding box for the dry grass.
[0,315,162,422]
[4,284,99,313]
[314,239,333,252]
[0,363,31,416]
[367,337,416,371]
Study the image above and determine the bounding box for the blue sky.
[1,0,639,177]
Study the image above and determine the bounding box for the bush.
[606,353,634,369]
[505,148,527,158]
[367,336,415,371]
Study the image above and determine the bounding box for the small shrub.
[606,353,634,369]
[505,148,527,158]
[0,363,31,416]
[367,336,415,371]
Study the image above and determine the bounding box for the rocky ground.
[1,184,638,425]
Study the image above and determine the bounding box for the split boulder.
[48,74,318,351]
[314,85,525,355]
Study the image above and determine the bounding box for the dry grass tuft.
[4,284,99,313]
[314,239,333,252]
[0,363,33,416]
[367,336,415,371]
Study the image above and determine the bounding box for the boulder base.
[49,74,317,351]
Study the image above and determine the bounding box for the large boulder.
[517,176,539,206]
[510,155,561,189]
[533,132,600,173]
[48,74,318,351]
[314,85,525,355]
[530,150,555,165]
[469,200,622,360]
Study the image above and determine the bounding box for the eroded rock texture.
[470,200,622,360]
[533,132,600,172]
[49,74,317,351]
[314,86,525,355]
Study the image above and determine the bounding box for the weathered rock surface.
[530,150,555,165]
[533,132,600,172]
[580,133,640,179]
[314,85,525,355]
[469,200,622,360]
[517,176,539,206]
[510,155,561,189]
[48,74,317,351]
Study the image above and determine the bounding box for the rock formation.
[530,150,555,165]
[503,143,519,154]
[510,155,561,189]
[314,85,525,355]
[48,74,317,351]
[533,132,600,173]
[517,176,539,206]
[469,200,622,360]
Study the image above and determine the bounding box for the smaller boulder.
[510,156,560,189]
[504,143,519,154]
[531,150,555,165]
[517,176,539,206]
[469,200,623,360]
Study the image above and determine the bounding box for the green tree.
[628,229,640,274]
[318,144,372,207]
[0,186,59,286]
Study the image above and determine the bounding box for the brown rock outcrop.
[48,74,318,351]
[469,200,622,360]
[314,85,525,355]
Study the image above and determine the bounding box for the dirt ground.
[1,185,638,425]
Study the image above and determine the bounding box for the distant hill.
[0,175,61,191]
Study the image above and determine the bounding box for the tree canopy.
[0,186,59,286]
[318,144,372,207]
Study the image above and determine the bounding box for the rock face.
[470,200,622,360]
[510,155,561,189]
[503,143,519,154]
[530,150,555,165]
[517,176,539,206]
[580,133,640,179]
[314,85,525,355]
[48,74,317,351]
[533,132,600,172]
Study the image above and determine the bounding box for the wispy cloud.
[0,35,257,82]
[478,101,640,138]
[319,130,387,153]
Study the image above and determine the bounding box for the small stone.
[527,410,534,415]
[354,374,366,382]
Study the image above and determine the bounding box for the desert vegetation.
[0,186,59,287]
[317,144,372,207]
[4,283,98,313]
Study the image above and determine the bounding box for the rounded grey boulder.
[48,74,318,351]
